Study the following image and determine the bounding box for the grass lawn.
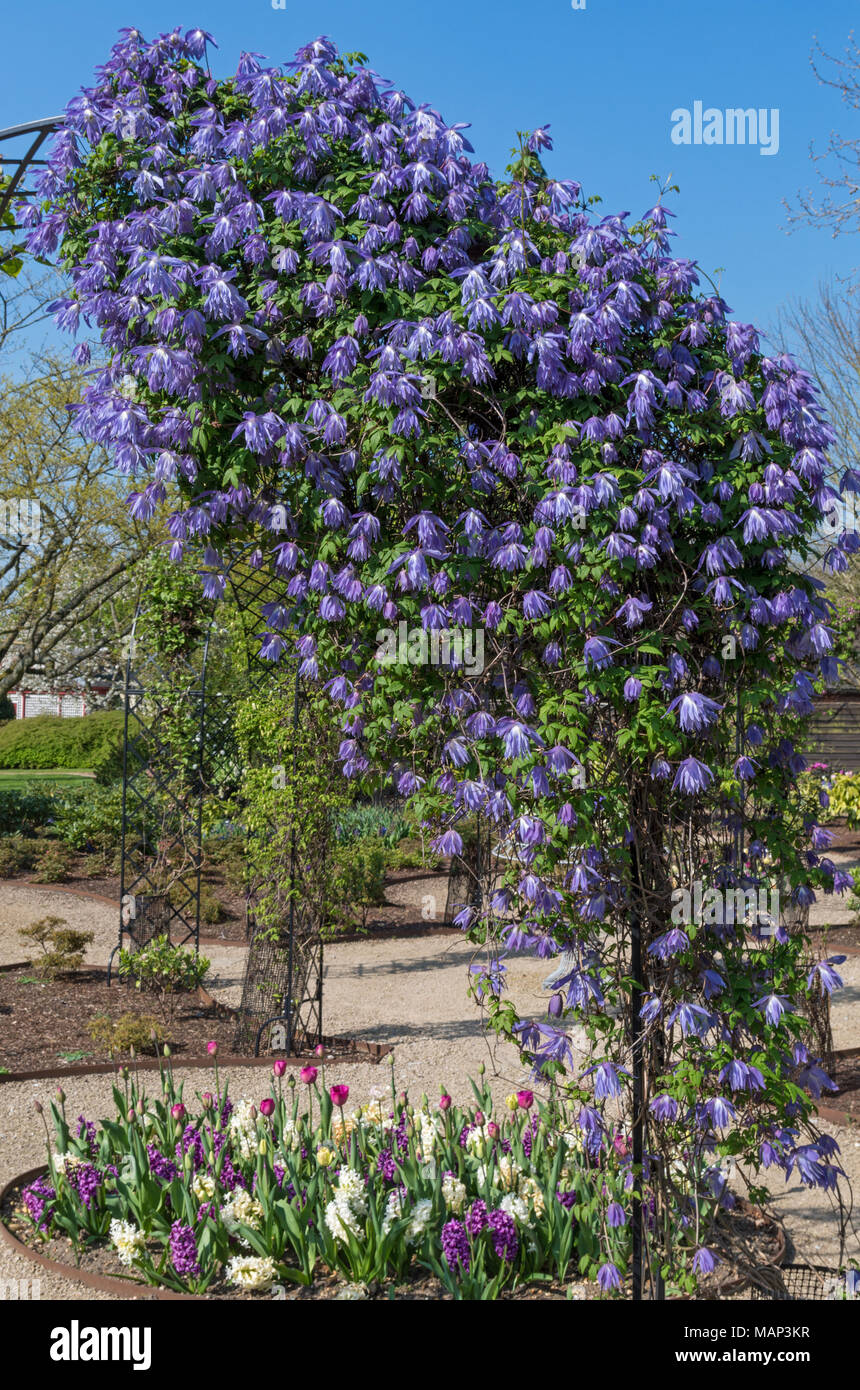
[0,769,97,789]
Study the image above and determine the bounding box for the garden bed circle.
[0,1166,788,1302]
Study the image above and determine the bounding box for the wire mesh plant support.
[749,1264,850,1301]
[112,546,323,1056]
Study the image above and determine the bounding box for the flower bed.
[8,1055,745,1300]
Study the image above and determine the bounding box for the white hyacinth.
[226,1255,278,1292]
[500,1192,532,1227]
[407,1197,433,1242]
[441,1173,467,1212]
[109,1218,146,1267]
[220,1187,263,1233]
[228,1099,259,1161]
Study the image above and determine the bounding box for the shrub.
[52,783,126,857]
[117,935,210,1021]
[0,787,62,836]
[32,842,74,883]
[18,916,93,979]
[823,770,860,828]
[87,1012,164,1057]
[0,836,43,876]
[328,841,387,935]
[0,710,123,780]
[0,695,14,721]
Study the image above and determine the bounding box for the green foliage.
[87,1012,164,1057]
[32,841,74,882]
[823,769,860,828]
[0,695,15,720]
[0,711,124,780]
[328,841,387,935]
[334,804,411,846]
[51,782,127,854]
[117,935,210,1022]
[0,835,43,875]
[18,916,93,979]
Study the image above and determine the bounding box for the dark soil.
[830,1051,860,1118]
[0,966,239,1071]
[806,922,860,953]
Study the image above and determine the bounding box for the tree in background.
[0,353,154,703]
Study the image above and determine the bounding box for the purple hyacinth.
[376,1149,397,1181]
[22,1176,55,1230]
[440,1219,471,1273]
[487,1208,518,1262]
[465,1199,488,1236]
[169,1221,200,1277]
[147,1144,179,1183]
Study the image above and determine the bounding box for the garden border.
[0,1165,790,1303]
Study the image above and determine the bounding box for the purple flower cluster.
[22,1176,55,1229]
[487,1209,518,1263]
[147,1143,178,1183]
[440,1219,470,1273]
[169,1221,200,1277]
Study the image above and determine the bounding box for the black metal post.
[630,834,644,1302]
[283,662,301,1054]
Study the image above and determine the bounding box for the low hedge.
[0,710,124,781]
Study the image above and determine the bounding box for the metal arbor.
[113,548,324,1056]
[0,117,62,224]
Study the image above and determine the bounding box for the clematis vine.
[27,26,855,1290]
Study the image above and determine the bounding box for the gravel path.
[0,882,858,1299]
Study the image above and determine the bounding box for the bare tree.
[0,351,158,703]
[785,32,860,247]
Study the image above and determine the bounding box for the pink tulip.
[171,1103,186,1120]
[516,1090,534,1110]
[314,1044,325,1057]
[206,1040,218,1056]
[438,1094,452,1111]
[487,1121,500,1139]
[474,1110,484,1125]
[330,1085,350,1107]
[300,1066,318,1085]
[259,1098,275,1117]
[273,1059,287,1078]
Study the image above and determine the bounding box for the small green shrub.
[0,695,15,721]
[18,916,94,980]
[87,1012,164,1056]
[327,840,387,934]
[0,787,60,836]
[32,842,74,882]
[117,935,210,1021]
[0,836,43,876]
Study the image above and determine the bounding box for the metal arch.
[111,541,324,1057]
[0,117,63,223]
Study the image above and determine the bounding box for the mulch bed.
[0,965,240,1071]
[829,1050,860,1119]
[0,1173,783,1301]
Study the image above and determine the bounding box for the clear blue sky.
[2,0,858,344]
